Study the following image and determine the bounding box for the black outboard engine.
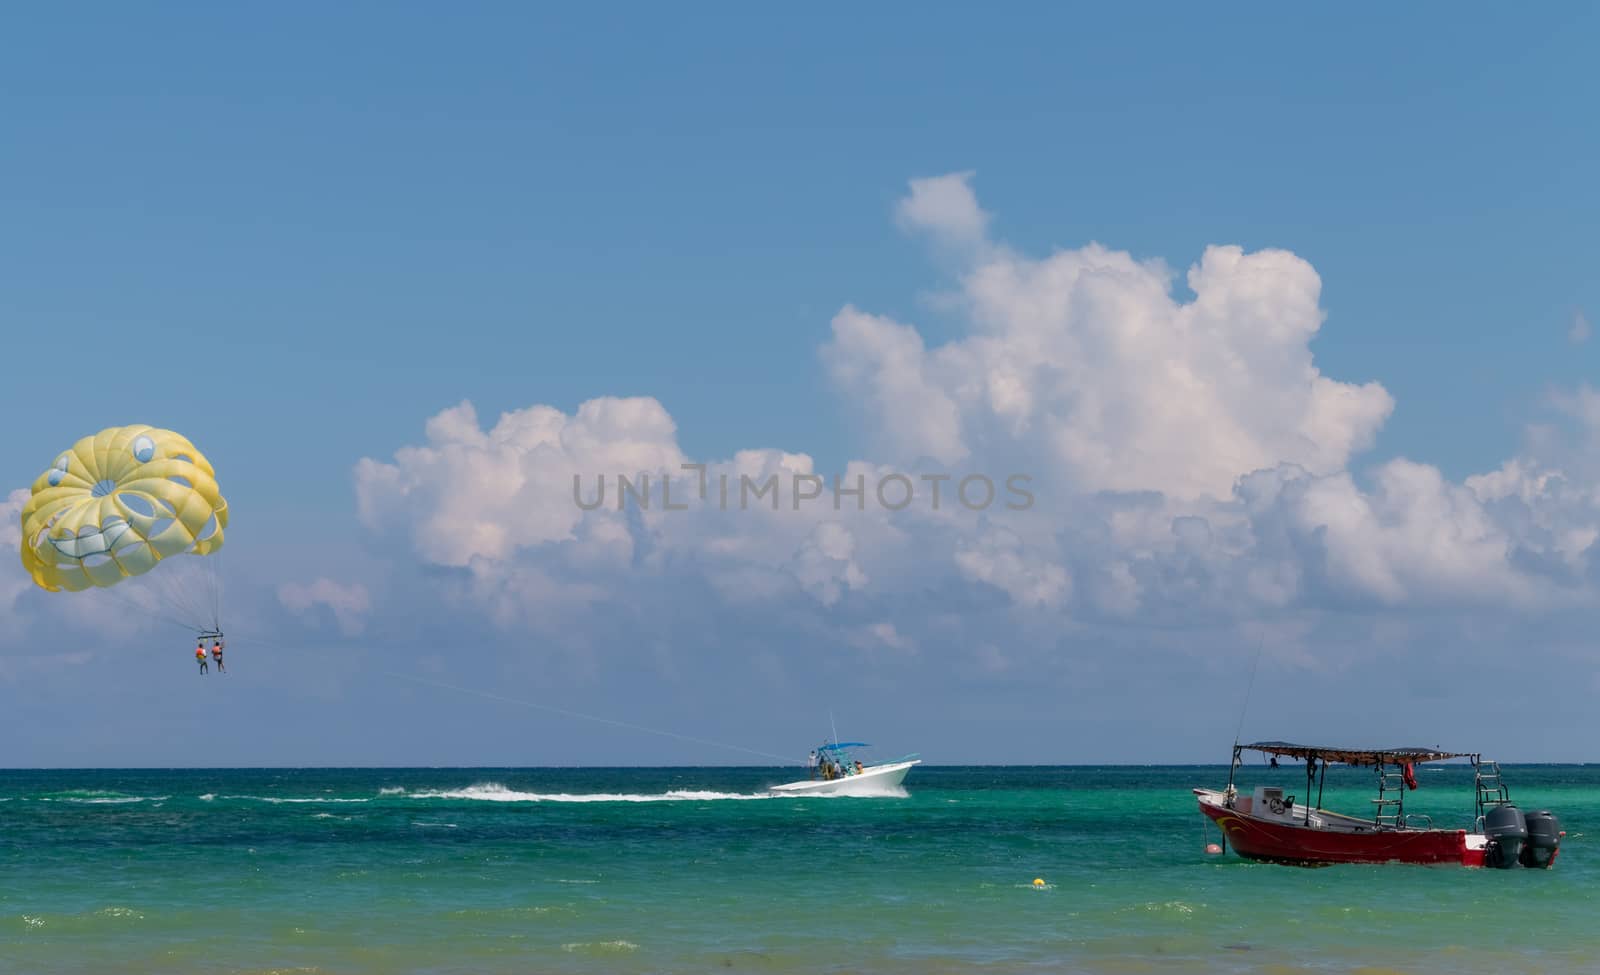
[1519,810,1562,868]
[1482,804,1527,869]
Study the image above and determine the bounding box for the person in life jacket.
[211,640,225,673]
[195,643,209,674]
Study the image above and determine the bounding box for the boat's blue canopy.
[818,742,869,751]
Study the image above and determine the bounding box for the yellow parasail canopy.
[19,425,228,594]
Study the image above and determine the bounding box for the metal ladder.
[1474,759,1510,828]
[1373,764,1406,827]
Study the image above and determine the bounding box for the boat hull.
[1195,789,1485,867]
[770,760,920,796]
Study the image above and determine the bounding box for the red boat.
[1195,741,1562,869]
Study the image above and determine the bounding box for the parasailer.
[19,425,230,669]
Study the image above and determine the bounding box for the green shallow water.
[1,765,1595,974]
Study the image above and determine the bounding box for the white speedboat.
[769,742,920,796]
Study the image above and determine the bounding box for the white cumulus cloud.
[355,398,684,567]
[0,489,33,618]
[895,170,993,257]
[1570,308,1591,346]
[832,181,1396,501]
[330,172,1600,689]
[278,578,372,636]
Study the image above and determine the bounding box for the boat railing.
[1403,813,1433,829]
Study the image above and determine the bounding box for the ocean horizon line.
[5,759,1595,772]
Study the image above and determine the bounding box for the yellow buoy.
[1032,878,1045,887]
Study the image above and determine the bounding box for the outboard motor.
[1519,809,1562,868]
[1482,804,1527,869]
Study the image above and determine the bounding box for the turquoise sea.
[1,764,1593,974]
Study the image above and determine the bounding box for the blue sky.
[3,5,1598,767]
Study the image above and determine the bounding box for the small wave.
[30,789,170,804]
[86,796,167,805]
[378,787,406,796]
[1130,901,1198,916]
[562,940,638,954]
[216,795,373,804]
[411,821,459,828]
[451,906,558,919]
[45,795,169,805]
[407,782,778,803]
[95,907,144,919]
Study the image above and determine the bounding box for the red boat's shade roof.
[1242,741,1476,766]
